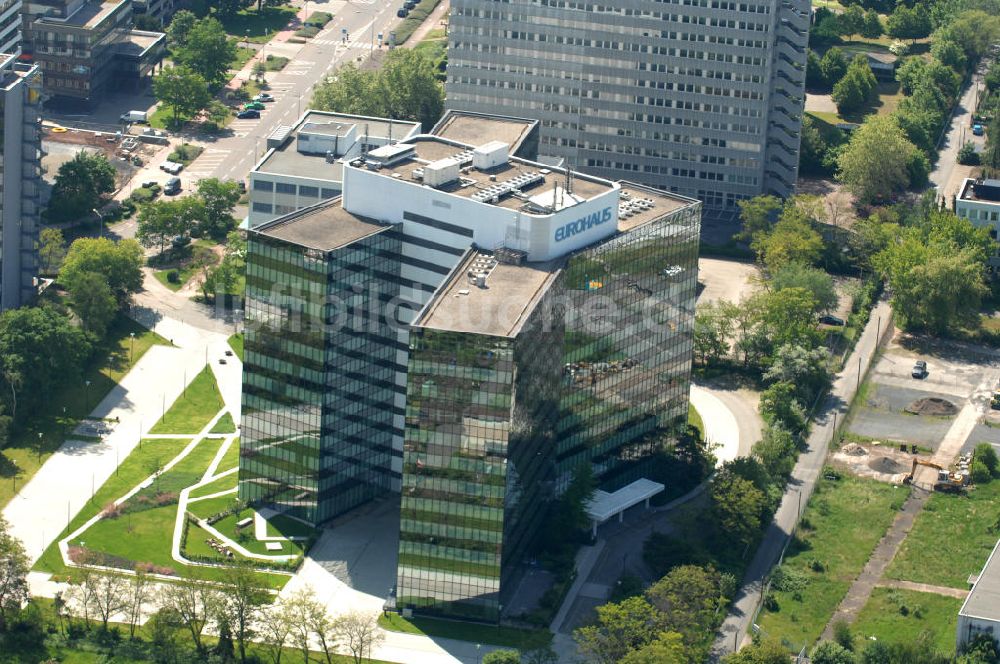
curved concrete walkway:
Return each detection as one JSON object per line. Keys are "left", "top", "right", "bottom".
{"left": 691, "top": 384, "right": 747, "bottom": 465}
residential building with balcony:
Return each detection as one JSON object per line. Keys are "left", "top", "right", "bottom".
{"left": 21, "top": 0, "right": 164, "bottom": 105}
{"left": 444, "top": 0, "right": 810, "bottom": 230}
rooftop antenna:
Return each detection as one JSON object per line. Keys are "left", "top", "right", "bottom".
{"left": 565, "top": 163, "right": 573, "bottom": 196}
{"left": 388, "top": 118, "right": 393, "bottom": 144}
{"left": 362, "top": 123, "right": 370, "bottom": 156}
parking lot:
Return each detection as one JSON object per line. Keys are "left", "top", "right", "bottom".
{"left": 846, "top": 330, "right": 1000, "bottom": 455}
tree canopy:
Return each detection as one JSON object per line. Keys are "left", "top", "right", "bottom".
{"left": 47, "top": 151, "right": 116, "bottom": 224}
{"left": 837, "top": 115, "right": 929, "bottom": 205}
{"left": 172, "top": 17, "right": 235, "bottom": 90}
{"left": 153, "top": 66, "right": 211, "bottom": 127}
{"left": 312, "top": 49, "right": 445, "bottom": 130}
{"left": 60, "top": 238, "right": 144, "bottom": 309}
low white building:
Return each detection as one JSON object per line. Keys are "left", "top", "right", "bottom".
{"left": 247, "top": 111, "right": 420, "bottom": 228}
{"left": 957, "top": 538, "right": 1000, "bottom": 651}
{"left": 956, "top": 178, "right": 1000, "bottom": 230}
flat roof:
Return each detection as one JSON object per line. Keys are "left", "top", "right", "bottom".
{"left": 367, "top": 136, "right": 613, "bottom": 212}
{"left": 253, "top": 199, "right": 388, "bottom": 252}
{"left": 255, "top": 110, "right": 419, "bottom": 180}
{"left": 415, "top": 250, "right": 561, "bottom": 338}
{"left": 41, "top": 0, "right": 125, "bottom": 28}
{"left": 118, "top": 30, "right": 165, "bottom": 56}
{"left": 586, "top": 478, "right": 665, "bottom": 522}
{"left": 961, "top": 538, "right": 1000, "bottom": 624}
{"left": 432, "top": 111, "right": 537, "bottom": 154}
{"left": 959, "top": 178, "right": 1000, "bottom": 205}
{"left": 617, "top": 183, "right": 699, "bottom": 232}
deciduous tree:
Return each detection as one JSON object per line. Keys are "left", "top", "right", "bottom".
{"left": 336, "top": 611, "right": 384, "bottom": 664}
{"left": 174, "top": 17, "right": 236, "bottom": 90}
{"left": 574, "top": 596, "right": 662, "bottom": 664}
{"left": 0, "top": 516, "right": 29, "bottom": 632}
{"left": 161, "top": 579, "right": 222, "bottom": 653}
{"left": 710, "top": 468, "right": 767, "bottom": 549}
{"left": 47, "top": 151, "right": 116, "bottom": 224}
{"left": 837, "top": 115, "right": 927, "bottom": 204}
{"left": 196, "top": 178, "right": 241, "bottom": 239}
{"left": 153, "top": 66, "right": 211, "bottom": 127}
{"left": 37, "top": 228, "right": 67, "bottom": 275}
{"left": 61, "top": 238, "right": 144, "bottom": 308}
{"left": 217, "top": 563, "right": 270, "bottom": 663}
{"left": 67, "top": 271, "right": 117, "bottom": 336}
{"left": 770, "top": 263, "right": 837, "bottom": 313}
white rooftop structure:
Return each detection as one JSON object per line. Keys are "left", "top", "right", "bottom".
{"left": 585, "top": 478, "right": 664, "bottom": 536}
{"left": 958, "top": 538, "right": 1000, "bottom": 650}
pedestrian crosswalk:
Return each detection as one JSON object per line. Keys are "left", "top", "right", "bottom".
{"left": 184, "top": 148, "right": 232, "bottom": 180}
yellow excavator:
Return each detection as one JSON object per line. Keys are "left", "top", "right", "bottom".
{"left": 902, "top": 459, "right": 969, "bottom": 493}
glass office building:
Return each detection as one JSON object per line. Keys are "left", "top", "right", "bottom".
{"left": 398, "top": 273, "right": 563, "bottom": 620}
{"left": 239, "top": 201, "right": 403, "bottom": 523}
{"left": 237, "top": 123, "right": 702, "bottom": 621}
{"left": 556, "top": 202, "right": 700, "bottom": 490}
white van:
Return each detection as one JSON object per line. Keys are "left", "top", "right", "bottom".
{"left": 120, "top": 110, "right": 148, "bottom": 123}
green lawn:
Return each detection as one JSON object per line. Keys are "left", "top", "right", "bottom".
{"left": 230, "top": 46, "right": 256, "bottom": 71}
{"left": 187, "top": 469, "right": 236, "bottom": 500}
{"left": 886, "top": 479, "right": 1000, "bottom": 589}
{"left": 149, "top": 105, "right": 189, "bottom": 130}
{"left": 210, "top": 412, "right": 237, "bottom": 434}
{"left": 851, "top": 588, "right": 962, "bottom": 655}
{"left": 37, "top": 433, "right": 289, "bottom": 589}
{"left": 0, "top": 318, "right": 168, "bottom": 510}
{"left": 220, "top": 5, "right": 297, "bottom": 43}
{"left": 807, "top": 81, "right": 905, "bottom": 125}
{"left": 149, "top": 366, "right": 225, "bottom": 435}
{"left": 688, "top": 403, "right": 704, "bottom": 439}
{"left": 186, "top": 492, "right": 239, "bottom": 520}
{"left": 379, "top": 613, "right": 552, "bottom": 650}
{"left": 263, "top": 54, "right": 289, "bottom": 71}
{"left": 228, "top": 333, "right": 244, "bottom": 360}
{"left": 34, "top": 437, "right": 192, "bottom": 578}
{"left": 166, "top": 143, "right": 204, "bottom": 166}
{"left": 757, "top": 474, "right": 908, "bottom": 652}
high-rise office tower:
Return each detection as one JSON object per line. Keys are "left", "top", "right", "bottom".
{"left": 0, "top": 0, "right": 21, "bottom": 55}
{"left": 0, "top": 55, "right": 42, "bottom": 310}
{"left": 445, "top": 0, "right": 810, "bottom": 227}
{"left": 239, "top": 110, "right": 701, "bottom": 620}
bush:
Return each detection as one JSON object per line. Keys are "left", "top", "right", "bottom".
{"left": 832, "top": 619, "right": 854, "bottom": 651}
{"left": 130, "top": 186, "right": 159, "bottom": 204}
{"left": 771, "top": 565, "right": 809, "bottom": 592}
{"left": 305, "top": 11, "right": 332, "bottom": 26}
{"left": 958, "top": 142, "right": 981, "bottom": 165}
{"left": 971, "top": 458, "right": 993, "bottom": 484}
{"left": 294, "top": 25, "right": 319, "bottom": 38}
{"left": 264, "top": 55, "right": 290, "bottom": 71}
{"left": 167, "top": 143, "right": 204, "bottom": 165}
{"left": 166, "top": 270, "right": 181, "bottom": 284}
{"left": 975, "top": 442, "right": 999, "bottom": 475}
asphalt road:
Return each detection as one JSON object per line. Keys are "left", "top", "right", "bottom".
{"left": 710, "top": 298, "right": 893, "bottom": 659}
{"left": 184, "top": 0, "right": 411, "bottom": 185}
{"left": 929, "top": 60, "right": 990, "bottom": 200}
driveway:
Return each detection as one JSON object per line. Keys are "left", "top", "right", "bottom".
{"left": 697, "top": 258, "right": 759, "bottom": 305}
{"left": 691, "top": 384, "right": 760, "bottom": 463}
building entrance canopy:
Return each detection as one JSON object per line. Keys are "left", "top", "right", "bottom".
{"left": 585, "top": 478, "right": 664, "bottom": 537}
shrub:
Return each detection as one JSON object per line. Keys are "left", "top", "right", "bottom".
{"left": 135, "top": 562, "right": 177, "bottom": 576}
{"left": 833, "top": 619, "right": 854, "bottom": 651}
{"left": 771, "top": 565, "right": 809, "bottom": 592}
{"left": 166, "top": 270, "right": 181, "bottom": 284}
{"left": 167, "top": 143, "right": 203, "bottom": 165}
{"left": 101, "top": 502, "right": 124, "bottom": 519}
{"left": 130, "top": 186, "right": 158, "bottom": 203}
{"left": 959, "top": 142, "right": 981, "bottom": 165}
{"left": 971, "top": 458, "right": 993, "bottom": 484}
{"left": 975, "top": 442, "right": 999, "bottom": 475}
{"left": 294, "top": 25, "right": 319, "bottom": 38}
{"left": 305, "top": 11, "right": 331, "bottom": 26}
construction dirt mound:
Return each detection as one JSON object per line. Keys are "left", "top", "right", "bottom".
{"left": 868, "top": 456, "right": 907, "bottom": 474}
{"left": 842, "top": 443, "right": 868, "bottom": 456}
{"left": 905, "top": 397, "right": 959, "bottom": 417}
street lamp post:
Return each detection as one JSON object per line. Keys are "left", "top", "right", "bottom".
{"left": 91, "top": 208, "right": 104, "bottom": 238}
{"left": 130, "top": 332, "right": 135, "bottom": 365}
{"left": 37, "top": 432, "right": 42, "bottom": 463}
{"left": 85, "top": 379, "right": 91, "bottom": 412}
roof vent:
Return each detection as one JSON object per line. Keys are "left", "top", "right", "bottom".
{"left": 473, "top": 141, "right": 509, "bottom": 170}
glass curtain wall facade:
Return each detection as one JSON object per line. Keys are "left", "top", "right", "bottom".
{"left": 556, "top": 203, "right": 701, "bottom": 490}
{"left": 397, "top": 298, "right": 562, "bottom": 621}
{"left": 240, "top": 228, "right": 403, "bottom": 524}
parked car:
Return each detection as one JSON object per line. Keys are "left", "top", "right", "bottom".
{"left": 404, "top": 0, "right": 416, "bottom": 8}
{"left": 819, "top": 314, "right": 846, "bottom": 326}
{"left": 243, "top": 101, "right": 266, "bottom": 111}
{"left": 171, "top": 235, "right": 191, "bottom": 249}
{"left": 120, "top": 110, "right": 148, "bottom": 123}
{"left": 973, "top": 123, "right": 984, "bottom": 136}
{"left": 253, "top": 93, "right": 274, "bottom": 102}
{"left": 397, "top": 7, "right": 409, "bottom": 17}
{"left": 164, "top": 177, "right": 181, "bottom": 195}
{"left": 237, "top": 109, "right": 260, "bottom": 119}
{"left": 912, "top": 360, "right": 928, "bottom": 379}
{"left": 160, "top": 160, "right": 183, "bottom": 175}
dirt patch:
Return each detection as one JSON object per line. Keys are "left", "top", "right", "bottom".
{"left": 696, "top": 257, "right": 759, "bottom": 305}
{"left": 868, "top": 456, "right": 906, "bottom": 474}
{"left": 805, "top": 93, "right": 838, "bottom": 114}
{"left": 905, "top": 397, "right": 959, "bottom": 417}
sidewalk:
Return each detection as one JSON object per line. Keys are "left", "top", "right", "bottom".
{"left": 712, "top": 299, "right": 895, "bottom": 658}
{"left": 1, "top": 313, "right": 227, "bottom": 565}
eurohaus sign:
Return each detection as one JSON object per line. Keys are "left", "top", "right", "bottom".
{"left": 554, "top": 206, "right": 614, "bottom": 242}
